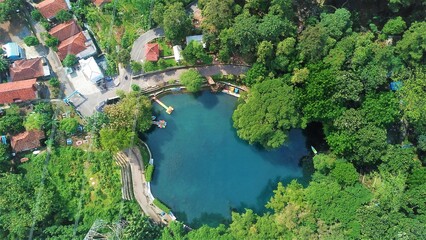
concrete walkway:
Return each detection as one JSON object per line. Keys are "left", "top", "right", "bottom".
{"left": 125, "top": 147, "right": 166, "bottom": 224}
{"left": 133, "top": 65, "right": 250, "bottom": 89}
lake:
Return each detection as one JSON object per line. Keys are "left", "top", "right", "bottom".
{"left": 146, "top": 91, "right": 310, "bottom": 227}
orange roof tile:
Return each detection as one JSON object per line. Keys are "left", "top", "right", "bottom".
{"left": 49, "top": 20, "right": 81, "bottom": 42}
{"left": 36, "top": 0, "right": 68, "bottom": 19}
{"left": 92, "top": 0, "right": 111, "bottom": 7}
{"left": 10, "top": 58, "right": 45, "bottom": 81}
{"left": 57, "top": 32, "right": 88, "bottom": 60}
{"left": 145, "top": 43, "right": 159, "bottom": 62}
{"left": 0, "top": 79, "right": 37, "bottom": 104}
{"left": 11, "top": 130, "right": 45, "bottom": 153}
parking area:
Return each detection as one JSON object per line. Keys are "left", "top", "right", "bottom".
{"left": 0, "top": 15, "right": 46, "bottom": 59}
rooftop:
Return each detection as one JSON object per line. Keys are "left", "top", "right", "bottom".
{"left": 79, "top": 57, "right": 104, "bottom": 83}
{"left": 10, "top": 58, "right": 50, "bottom": 81}
{"left": 0, "top": 79, "right": 37, "bottom": 104}
{"left": 57, "top": 31, "right": 88, "bottom": 60}
{"left": 145, "top": 43, "right": 159, "bottom": 62}
{"left": 92, "top": 0, "right": 111, "bottom": 7}
{"left": 36, "top": 0, "right": 69, "bottom": 19}
{"left": 49, "top": 20, "right": 81, "bottom": 42}
{"left": 11, "top": 130, "right": 45, "bottom": 153}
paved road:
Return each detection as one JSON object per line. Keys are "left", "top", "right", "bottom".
{"left": 125, "top": 148, "right": 163, "bottom": 223}
{"left": 130, "top": 28, "right": 164, "bottom": 62}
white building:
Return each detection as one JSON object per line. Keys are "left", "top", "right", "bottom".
{"left": 79, "top": 57, "right": 104, "bottom": 84}
{"left": 185, "top": 35, "right": 206, "bottom": 48}
{"left": 173, "top": 45, "right": 182, "bottom": 62}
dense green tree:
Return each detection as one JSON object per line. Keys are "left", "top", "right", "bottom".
{"left": 103, "top": 92, "right": 152, "bottom": 132}
{"left": 382, "top": 16, "right": 407, "bottom": 35}
{"left": 298, "top": 24, "right": 332, "bottom": 63}
{"left": 161, "top": 221, "right": 186, "bottom": 240}
{"left": 31, "top": 9, "right": 43, "bottom": 21}
{"left": 24, "top": 113, "right": 47, "bottom": 130}
{"left": 399, "top": 69, "right": 426, "bottom": 132}
{"left": 23, "top": 36, "right": 39, "bottom": 47}
{"left": 55, "top": 9, "right": 73, "bottom": 23}
{"left": 199, "top": 0, "right": 234, "bottom": 33}
{"left": 319, "top": 8, "right": 352, "bottom": 40}
{"left": 59, "top": 117, "right": 78, "bottom": 135}
{"left": 227, "top": 13, "right": 260, "bottom": 56}
{"left": 361, "top": 92, "right": 400, "bottom": 128}
{"left": 330, "top": 160, "right": 359, "bottom": 186}
{"left": 152, "top": 2, "right": 165, "bottom": 26}
{"left": 351, "top": 125, "right": 388, "bottom": 166}
{"left": 256, "top": 40, "right": 274, "bottom": 64}
{"left": 0, "top": 144, "right": 11, "bottom": 173}
{"left": 0, "top": 57, "right": 8, "bottom": 73}
{"left": 62, "top": 54, "right": 77, "bottom": 67}
{"left": 100, "top": 128, "right": 135, "bottom": 153}
{"left": 291, "top": 67, "right": 309, "bottom": 84}
{"left": 122, "top": 214, "right": 162, "bottom": 240}
{"left": 396, "top": 21, "right": 426, "bottom": 65}
{"left": 258, "top": 13, "right": 295, "bottom": 42}
{"left": 0, "top": 0, "right": 23, "bottom": 23}
{"left": 163, "top": 2, "right": 191, "bottom": 43}
{"left": 243, "top": 62, "right": 268, "bottom": 86}
{"left": 182, "top": 41, "right": 212, "bottom": 65}
{"left": 0, "top": 107, "right": 24, "bottom": 134}
{"left": 233, "top": 78, "right": 300, "bottom": 148}
{"left": 380, "top": 145, "right": 417, "bottom": 175}
{"left": 49, "top": 77, "right": 60, "bottom": 88}
{"left": 179, "top": 69, "right": 204, "bottom": 92}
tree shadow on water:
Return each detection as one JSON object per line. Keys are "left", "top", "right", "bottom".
{"left": 190, "top": 212, "right": 230, "bottom": 229}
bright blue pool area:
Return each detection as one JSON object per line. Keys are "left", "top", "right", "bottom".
{"left": 146, "top": 91, "right": 310, "bottom": 227}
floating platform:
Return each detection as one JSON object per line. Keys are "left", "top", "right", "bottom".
{"left": 153, "top": 120, "right": 167, "bottom": 128}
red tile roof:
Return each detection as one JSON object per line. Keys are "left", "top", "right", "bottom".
{"left": 49, "top": 20, "right": 81, "bottom": 42}
{"left": 57, "top": 32, "right": 88, "bottom": 60}
{"left": 92, "top": 0, "right": 111, "bottom": 7}
{"left": 0, "top": 79, "right": 37, "bottom": 104}
{"left": 145, "top": 43, "right": 159, "bottom": 62}
{"left": 10, "top": 58, "right": 45, "bottom": 81}
{"left": 11, "top": 130, "right": 45, "bottom": 153}
{"left": 36, "top": 0, "right": 68, "bottom": 19}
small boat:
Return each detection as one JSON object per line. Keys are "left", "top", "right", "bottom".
{"left": 311, "top": 146, "right": 318, "bottom": 155}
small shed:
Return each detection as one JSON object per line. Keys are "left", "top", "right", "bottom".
{"left": 185, "top": 35, "right": 206, "bottom": 48}
{"left": 173, "top": 45, "right": 182, "bottom": 62}
{"left": 2, "top": 42, "right": 25, "bottom": 61}
{"left": 390, "top": 81, "right": 402, "bottom": 91}
{"left": 79, "top": 57, "right": 104, "bottom": 84}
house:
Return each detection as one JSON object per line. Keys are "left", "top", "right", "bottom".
{"left": 49, "top": 20, "right": 81, "bottom": 42}
{"left": 36, "top": 0, "right": 69, "bottom": 20}
{"left": 185, "top": 35, "right": 206, "bottom": 48}
{"left": 0, "top": 79, "right": 38, "bottom": 104}
{"left": 2, "top": 42, "right": 25, "bottom": 61}
{"left": 9, "top": 58, "right": 50, "bottom": 81}
{"left": 173, "top": 45, "right": 182, "bottom": 62}
{"left": 92, "top": 0, "right": 111, "bottom": 7}
{"left": 10, "top": 130, "right": 45, "bottom": 153}
{"left": 57, "top": 30, "right": 97, "bottom": 60}
{"left": 145, "top": 43, "right": 159, "bottom": 62}
{"left": 79, "top": 57, "right": 104, "bottom": 84}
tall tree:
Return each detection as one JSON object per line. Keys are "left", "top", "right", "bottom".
{"left": 199, "top": 0, "right": 234, "bottom": 33}
{"left": 233, "top": 78, "right": 300, "bottom": 148}
{"left": 163, "top": 2, "right": 191, "bottom": 43}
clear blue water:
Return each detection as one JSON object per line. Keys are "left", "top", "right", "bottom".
{"left": 146, "top": 91, "right": 309, "bottom": 227}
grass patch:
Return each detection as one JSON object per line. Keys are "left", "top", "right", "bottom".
{"left": 157, "top": 38, "right": 173, "bottom": 57}
{"left": 154, "top": 198, "right": 171, "bottom": 213}
{"left": 145, "top": 164, "right": 154, "bottom": 182}
{"left": 136, "top": 139, "right": 150, "bottom": 167}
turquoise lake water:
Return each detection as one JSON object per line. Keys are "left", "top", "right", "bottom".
{"left": 146, "top": 91, "right": 309, "bottom": 227}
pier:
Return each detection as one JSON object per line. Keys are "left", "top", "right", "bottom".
{"left": 152, "top": 96, "right": 174, "bottom": 114}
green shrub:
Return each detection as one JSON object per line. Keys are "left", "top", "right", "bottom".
{"left": 24, "top": 36, "right": 39, "bottom": 47}
{"left": 130, "top": 61, "right": 143, "bottom": 73}
{"left": 45, "top": 35, "right": 59, "bottom": 48}
{"left": 153, "top": 198, "right": 170, "bottom": 213}
{"left": 145, "top": 164, "right": 154, "bottom": 182}
{"left": 131, "top": 84, "right": 140, "bottom": 92}
{"left": 49, "top": 77, "right": 60, "bottom": 88}
{"left": 31, "top": 10, "right": 43, "bottom": 21}
{"left": 55, "top": 9, "right": 73, "bottom": 23}
{"left": 143, "top": 61, "right": 157, "bottom": 72}
{"left": 62, "top": 54, "right": 77, "bottom": 67}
